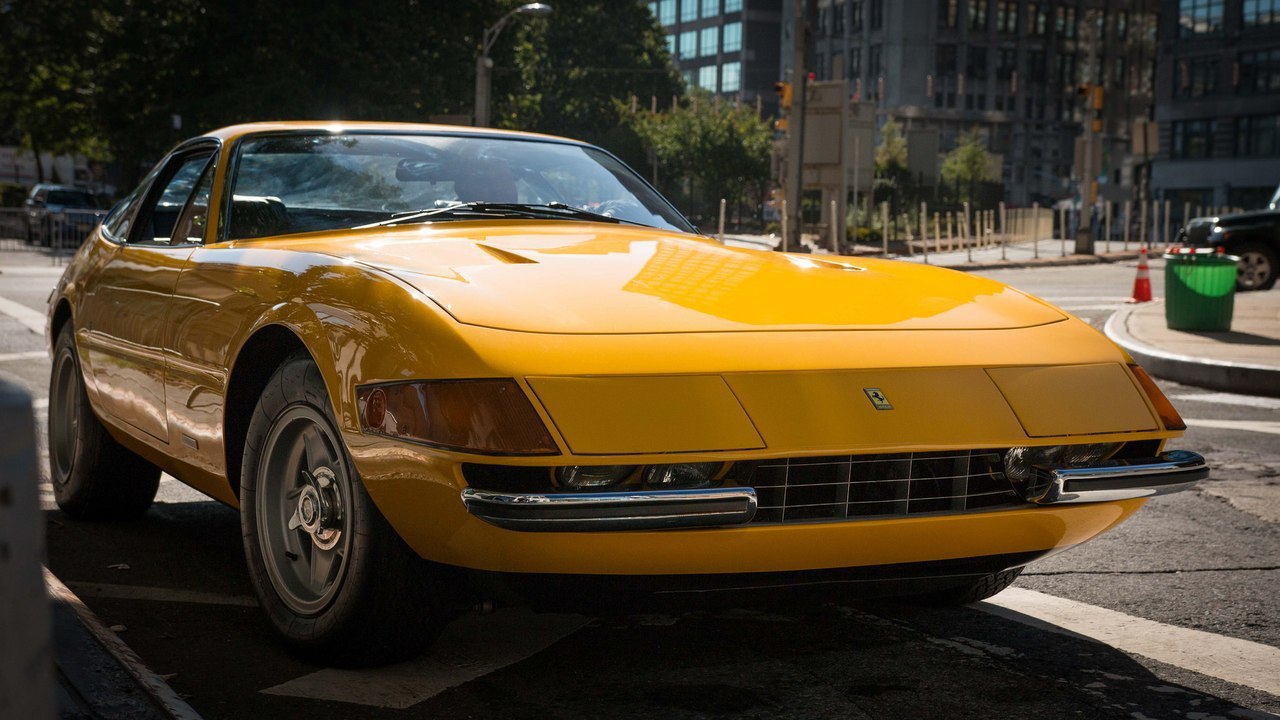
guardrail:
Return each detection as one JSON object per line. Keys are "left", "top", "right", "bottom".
{"left": 0, "top": 207, "right": 106, "bottom": 262}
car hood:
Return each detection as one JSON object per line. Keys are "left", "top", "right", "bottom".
{"left": 278, "top": 221, "right": 1067, "bottom": 334}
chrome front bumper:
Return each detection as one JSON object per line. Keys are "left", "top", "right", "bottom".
{"left": 1027, "top": 450, "right": 1208, "bottom": 504}
{"left": 460, "top": 450, "right": 1208, "bottom": 531}
{"left": 460, "top": 487, "right": 758, "bottom": 532}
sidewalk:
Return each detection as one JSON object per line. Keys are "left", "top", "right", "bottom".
{"left": 1105, "top": 290, "right": 1280, "bottom": 398}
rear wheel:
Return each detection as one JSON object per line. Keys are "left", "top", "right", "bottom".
{"left": 1235, "top": 242, "right": 1277, "bottom": 291}
{"left": 48, "top": 324, "right": 160, "bottom": 519}
{"left": 912, "top": 567, "right": 1024, "bottom": 606}
{"left": 240, "top": 353, "right": 444, "bottom": 666}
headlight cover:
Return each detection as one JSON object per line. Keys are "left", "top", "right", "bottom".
{"left": 357, "top": 379, "right": 558, "bottom": 455}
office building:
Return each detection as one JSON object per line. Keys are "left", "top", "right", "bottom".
{"left": 1150, "top": 0, "right": 1280, "bottom": 214}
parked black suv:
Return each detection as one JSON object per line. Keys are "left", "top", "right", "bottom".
{"left": 1178, "top": 211, "right": 1279, "bottom": 291}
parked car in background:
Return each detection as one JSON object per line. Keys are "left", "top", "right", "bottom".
{"left": 1178, "top": 211, "right": 1280, "bottom": 290}
{"left": 47, "top": 122, "right": 1207, "bottom": 666}
{"left": 24, "top": 184, "right": 103, "bottom": 246}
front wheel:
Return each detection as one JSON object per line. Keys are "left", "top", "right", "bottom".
{"left": 1235, "top": 242, "right": 1277, "bottom": 291}
{"left": 240, "top": 353, "right": 444, "bottom": 666}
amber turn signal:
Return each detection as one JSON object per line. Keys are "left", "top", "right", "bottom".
{"left": 1128, "top": 364, "right": 1187, "bottom": 431}
{"left": 357, "top": 379, "right": 559, "bottom": 455}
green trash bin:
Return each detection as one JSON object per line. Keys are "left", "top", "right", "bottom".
{"left": 1164, "top": 249, "right": 1239, "bottom": 331}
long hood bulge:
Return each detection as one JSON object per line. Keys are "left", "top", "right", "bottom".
{"left": 326, "top": 224, "right": 1066, "bottom": 334}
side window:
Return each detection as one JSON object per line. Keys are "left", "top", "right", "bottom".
{"left": 102, "top": 163, "right": 161, "bottom": 240}
{"left": 131, "top": 152, "right": 214, "bottom": 245}
{"left": 169, "top": 161, "right": 216, "bottom": 245}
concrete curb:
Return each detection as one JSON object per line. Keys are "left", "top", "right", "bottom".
{"left": 1104, "top": 304, "right": 1280, "bottom": 398}
{"left": 45, "top": 569, "right": 204, "bottom": 720}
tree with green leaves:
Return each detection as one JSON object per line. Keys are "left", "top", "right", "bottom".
{"left": 874, "top": 117, "right": 908, "bottom": 175}
{"left": 630, "top": 91, "right": 772, "bottom": 225}
{"left": 502, "top": 0, "right": 682, "bottom": 168}
{"left": 941, "top": 128, "right": 995, "bottom": 202}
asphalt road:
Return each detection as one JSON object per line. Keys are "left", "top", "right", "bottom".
{"left": 1, "top": 248, "right": 1276, "bottom": 720}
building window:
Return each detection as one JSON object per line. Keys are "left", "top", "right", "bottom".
{"left": 680, "top": 30, "right": 697, "bottom": 58}
{"left": 851, "top": 0, "right": 864, "bottom": 30}
{"left": 940, "top": 0, "right": 958, "bottom": 28}
{"left": 702, "top": 0, "right": 719, "bottom": 18}
{"left": 1239, "top": 49, "right": 1280, "bottom": 94}
{"left": 1178, "top": 0, "right": 1223, "bottom": 36}
{"left": 1113, "top": 56, "right": 1127, "bottom": 90}
{"left": 818, "top": 4, "right": 830, "bottom": 33}
{"left": 1238, "top": 115, "right": 1280, "bottom": 155}
{"left": 1176, "top": 56, "right": 1218, "bottom": 98}
{"left": 1028, "top": 3, "right": 1047, "bottom": 34}
{"left": 835, "top": 1, "right": 846, "bottom": 33}
{"left": 1171, "top": 120, "right": 1216, "bottom": 159}
{"left": 1027, "top": 49, "right": 1046, "bottom": 77}
{"left": 936, "top": 44, "right": 957, "bottom": 75}
{"left": 659, "top": 0, "right": 676, "bottom": 25}
{"left": 698, "top": 65, "right": 718, "bottom": 90}
{"left": 996, "top": 1, "right": 1017, "bottom": 33}
{"left": 850, "top": 49, "right": 862, "bottom": 79}
{"left": 681, "top": 0, "right": 697, "bottom": 22}
{"left": 1056, "top": 6, "right": 1076, "bottom": 38}
{"left": 724, "top": 0, "right": 742, "bottom": 11}
{"left": 967, "top": 46, "right": 988, "bottom": 80}
{"left": 722, "top": 21, "right": 742, "bottom": 52}
{"left": 870, "top": 0, "right": 883, "bottom": 29}
{"left": 699, "top": 27, "right": 718, "bottom": 56}
{"left": 666, "top": 34, "right": 676, "bottom": 57}
{"left": 1244, "top": 0, "right": 1280, "bottom": 26}
{"left": 969, "top": 0, "right": 988, "bottom": 31}
{"left": 721, "top": 61, "right": 742, "bottom": 92}
{"left": 997, "top": 48, "right": 1016, "bottom": 80}
{"left": 1117, "top": 10, "right": 1128, "bottom": 38}
{"left": 649, "top": 3, "right": 658, "bottom": 19}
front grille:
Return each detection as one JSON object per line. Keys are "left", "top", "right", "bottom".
{"left": 739, "top": 449, "right": 1025, "bottom": 524}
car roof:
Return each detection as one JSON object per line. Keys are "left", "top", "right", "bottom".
{"left": 199, "top": 121, "right": 588, "bottom": 147}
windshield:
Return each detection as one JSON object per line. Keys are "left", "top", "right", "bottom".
{"left": 226, "top": 133, "right": 694, "bottom": 239}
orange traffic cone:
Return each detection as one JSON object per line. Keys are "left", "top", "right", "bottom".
{"left": 1130, "top": 247, "right": 1153, "bottom": 303}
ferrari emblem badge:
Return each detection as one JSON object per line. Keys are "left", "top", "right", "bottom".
{"left": 863, "top": 388, "right": 893, "bottom": 410}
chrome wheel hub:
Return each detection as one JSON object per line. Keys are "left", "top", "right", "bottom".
{"left": 290, "top": 467, "right": 343, "bottom": 551}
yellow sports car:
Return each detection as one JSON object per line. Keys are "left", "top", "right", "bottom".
{"left": 47, "top": 122, "right": 1206, "bottom": 665}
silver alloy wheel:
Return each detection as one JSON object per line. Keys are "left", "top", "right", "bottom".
{"left": 256, "top": 404, "right": 354, "bottom": 616}
{"left": 50, "top": 346, "right": 79, "bottom": 486}
{"left": 1238, "top": 250, "right": 1273, "bottom": 290}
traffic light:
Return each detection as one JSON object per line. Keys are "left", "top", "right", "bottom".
{"left": 774, "top": 81, "right": 793, "bottom": 110}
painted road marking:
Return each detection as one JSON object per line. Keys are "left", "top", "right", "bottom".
{"left": 0, "top": 295, "right": 45, "bottom": 334}
{"left": 0, "top": 350, "right": 46, "bottom": 363}
{"left": 981, "top": 587, "right": 1280, "bottom": 696}
{"left": 262, "top": 607, "right": 590, "bottom": 708}
{"left": 66, "top": 582, "right": 258, "bottom": 608}
{"left": 1172, "top": 393, "right": 1280, "bottom": 411}
{"left": 1185, "top": 418, "right": 1280, "bottom": 436}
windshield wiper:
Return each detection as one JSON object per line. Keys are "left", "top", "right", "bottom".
{"left": 359, "top": 202, "right": 648, "bottom": 229}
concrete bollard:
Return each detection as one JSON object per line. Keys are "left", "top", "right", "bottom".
{"left": 0, "top": 381, "right": 55, "bottom": 720}
{"left": 781, "top": 199, "right": 789, "bottom": 252}
{"left": 717, "top": 198, "right": 726, "bottom": 243}
{"left": 880, "top": 202, "right": 889, "bottom": 256}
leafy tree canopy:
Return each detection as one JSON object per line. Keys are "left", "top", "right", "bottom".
{"left": 940, "top": 127, "right": 995, "bottom": 200}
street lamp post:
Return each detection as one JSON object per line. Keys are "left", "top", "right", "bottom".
{"left": 474, "top": 2, "right": 552, "bottom": 127}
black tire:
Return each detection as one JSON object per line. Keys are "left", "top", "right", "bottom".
{"left": 239, "top": 352, "right": 444, "bottom": 667}
{"left": 912, "top": 567, "right": 1024, "bottom": 606}
{"left": 1235, "top": 241, "right": 1277, "bottom": 291}
{"left": 48, "top": 324, "right": 161, "bottom": 519}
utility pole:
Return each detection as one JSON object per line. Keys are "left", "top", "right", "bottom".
{"left": 783, "top": 0, "right": 811, "bottom": 248}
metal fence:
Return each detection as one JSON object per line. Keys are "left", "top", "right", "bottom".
{"left": 0, "top": 207, "right": 106, "bottom": 262}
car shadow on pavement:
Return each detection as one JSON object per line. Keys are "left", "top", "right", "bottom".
{"left": 41, "top": 501, "right": 1279, "bottom": 720}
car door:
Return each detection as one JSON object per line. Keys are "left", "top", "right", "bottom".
{"left": 78, "top": 144, "right": 218, "bottom": 445}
